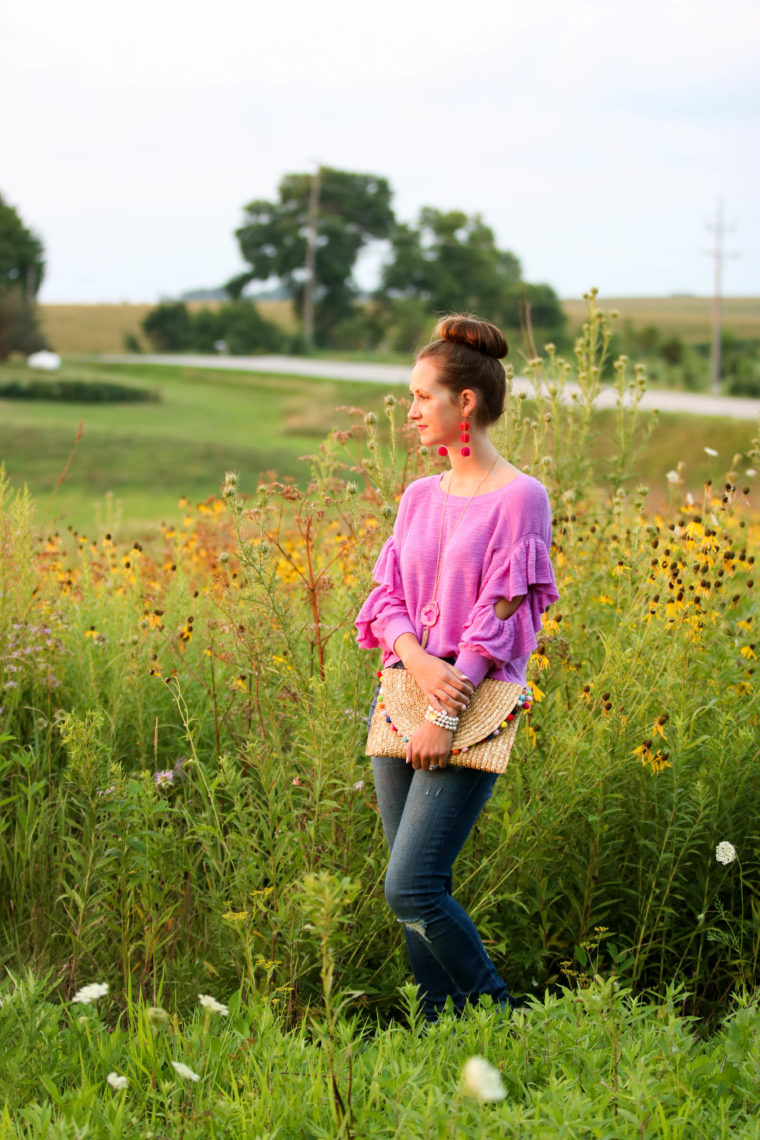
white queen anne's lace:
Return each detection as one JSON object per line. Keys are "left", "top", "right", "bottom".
{"left": 171, "top": 1060, "right": 200, "bottom": 1081}
{"left": 716, "top": 841, "right": 737, "bottom": 865}
{"left": 71, "top": 982, "right": 109, "bottom": 1005}
{"left": 198, "top": 993, "right": 229, "bottom": 1016}
{"left": 461, "top": 1056, "right": 507, "bottom": 1102}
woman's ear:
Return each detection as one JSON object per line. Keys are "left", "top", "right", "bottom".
{"left": 460, "top": 389, "right": 478, "bottom": 419}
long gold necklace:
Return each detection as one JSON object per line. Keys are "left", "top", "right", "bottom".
{"left": 420, "top": 455, "right": 500, "bottom": 649}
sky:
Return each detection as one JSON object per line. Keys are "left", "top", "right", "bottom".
{"left": 2, "top": 0, "right": 758, "bottom": 303}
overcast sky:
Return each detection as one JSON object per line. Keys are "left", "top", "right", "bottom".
{"left": 2, "top": 0, "right": 758, "bottom": 302}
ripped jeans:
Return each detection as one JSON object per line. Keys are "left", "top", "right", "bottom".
{"left": 371, "top": 750, "right": 512, "bottom": 1022}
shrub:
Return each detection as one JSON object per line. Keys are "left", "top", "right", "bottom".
{"left": 0, "top": 379, "right": 158, "bottom": 402}
{"left": 141, "top": 301, "right": 193, "bottom": 351}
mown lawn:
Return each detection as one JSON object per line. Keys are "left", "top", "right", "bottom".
{"left": 0, "top": 358, "right": 757, "bottom": 536}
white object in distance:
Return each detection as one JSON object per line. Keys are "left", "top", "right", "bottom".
{"left": 27, "top": 350, "right": 61, "bottom": 371}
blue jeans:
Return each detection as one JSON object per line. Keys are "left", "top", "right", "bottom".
{"left": 369, "top": 680, "right": 512, "bottom": 1021}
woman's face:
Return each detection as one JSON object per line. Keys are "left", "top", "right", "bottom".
{"left": 407, "top": 357, "right": 463, "bottom": 450}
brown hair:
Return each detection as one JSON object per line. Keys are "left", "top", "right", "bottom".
{"left": 415, "top": 314, "right": 508, "bottom": 427}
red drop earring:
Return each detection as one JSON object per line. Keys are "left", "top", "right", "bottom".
{"left": 438, "top": 446, "right": 448, "bottom": 456}
{"left": 460, "top": 421, "right": 470, "bottom": 457}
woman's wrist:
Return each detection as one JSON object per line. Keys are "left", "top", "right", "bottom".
{"left": 394, "top": 636, "right": 428, "bottom": 671}
{"left": 424, "top": 706, "right": 459, "bottom": 731}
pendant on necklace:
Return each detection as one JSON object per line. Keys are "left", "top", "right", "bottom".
{"left": 421, "top": 600, "right": 440, "bottom": 629}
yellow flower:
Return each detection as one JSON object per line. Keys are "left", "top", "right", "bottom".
{"left": 740, "top": 645, "right": 757, "bottom": 661}
{"left": 598, "top": 594, "right": 614, "bottom": 606}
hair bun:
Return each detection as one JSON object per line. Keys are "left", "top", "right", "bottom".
{"left": 434, "top": 314, "right": 508, "bottom": 360}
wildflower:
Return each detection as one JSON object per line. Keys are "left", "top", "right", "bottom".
{"left": 221, "top": 472, "right": 239, "bottom": 499}
{"left": 153, "top": 769, "right": 174, "bottom": 787}
{"left": 364, "top": 411, "right": 377, "bottom": 425}
{"left": 461, "top": 1056, "right": 507, "bottom": 1102}
{"left": 222, "top": 910, "right": 249, "bottom": 924}
{"left": 716, "top": 841, "right": 737, "bottom": 865}
{"left": 352, "top": 780, "right": 366, "bottom": 792}
{"left": 198, "top": 994, "right": 229, "bottom": 1016}
{"left": 746, "top": 468, "right": 756, "bottom": 477}
{"left": 704, "top": 447, "right": 718, "bottom": 457}
{"left": 666, "top": 470, "right": 680, "bottom": 484}
{"left": 107, "top": 1072, "right": 128, "bottom": 1091}
{"left": 172, "top": 757, "right": 189, "bottom": 781}
{"left": 384, "top": 394, "right": 397, "bottom": 408}
{"left": 345, "top": 481, "right": 358, "bottom": 496}
{"left": 146, "top": 1006, "right": 171, "bottom": 1030}
{"left": 171, "top": 1060, "right": 200, "bottom": 1082}
{"left": 71, "top": 982, "right": 109, "bottom": 1005}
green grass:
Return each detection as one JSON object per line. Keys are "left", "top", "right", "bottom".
{"left": 1, "top": 358, "right": 758, "bottom": 537}
{"left": 0, "top": 361, "right": 391, "bottom": 533}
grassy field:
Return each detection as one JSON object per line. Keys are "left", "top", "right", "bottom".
{"left": 38, "top": 297, "right": 760, "bottom": 355}
{"left": 0, "top": 358, "right": 757, "bottom": 538}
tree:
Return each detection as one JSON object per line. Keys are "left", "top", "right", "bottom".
{"left": 0, "top": 193, "right": 45, "bottom": 298}
{"left": 228, "top": 167, "right": 395, "bottom": 346}
{"left": 377, "top": 207, "right": 564, "bottom": 339}
{"left": 378, "top": 208, "right": 520, "bottom": 316}
{"left": 0, "top": 193, "right": 47, "bottom": 360}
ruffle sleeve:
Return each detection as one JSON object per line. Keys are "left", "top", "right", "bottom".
{"left": 355, "top": 535, "right": 416, "bottom": 652}
{"left": 454, "top": 534, "right": 560, "bottom": 686}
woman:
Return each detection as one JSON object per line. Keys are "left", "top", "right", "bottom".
{"left": 355, "top": 313, "right": 559, "bottom": 1022}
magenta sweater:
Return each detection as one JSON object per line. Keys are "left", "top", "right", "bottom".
{"left": 355, "top": 472, "right": 559, "bottom": 686}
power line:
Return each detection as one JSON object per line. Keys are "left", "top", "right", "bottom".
{"left": 704, "top": 200, "right": 740, "bottom": 394}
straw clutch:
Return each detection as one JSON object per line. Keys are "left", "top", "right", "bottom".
{"left": 365, "top": 668, "right": 532, "bottom": 774}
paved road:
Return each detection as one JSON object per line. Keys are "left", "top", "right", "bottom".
{"left": 101, "top": 353, "right": 760, "bottom": 421}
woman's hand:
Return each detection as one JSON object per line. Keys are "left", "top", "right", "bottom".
{"left": 406, "top": 721, "right": 453, "bottom": 770}
{"left": 396, "top": 641, "right": 474, "bottom": 714}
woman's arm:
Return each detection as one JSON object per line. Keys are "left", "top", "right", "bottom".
{"left": 393, "top": 632, "right": 475, "bottom": 771}
{"left": 394, "top": 632, "right": 474, "bottom": 713}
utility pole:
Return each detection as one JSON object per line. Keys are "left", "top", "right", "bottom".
{"left": 705, "top": 200, "right": 738, "bottom": 395}
{"left": 303, "top": 164, "right": 321, "bottom": 353}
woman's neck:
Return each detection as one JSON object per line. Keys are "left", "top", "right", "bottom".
{"left": 445, "top": 441, "right": 504, "bottom": 493}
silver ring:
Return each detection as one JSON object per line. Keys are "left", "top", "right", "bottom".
{"left": 429, "top": 763, "right": 438, "bottom": 771}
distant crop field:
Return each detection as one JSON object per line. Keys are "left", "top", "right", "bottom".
{"left": 563, "top": 296, "right": 760, "bottom": 342}
{"left": 39, "top": 299, "right": 296, "bottom": 355}
{"left": 37, "top": 296, "right": 758, "bottom": 355}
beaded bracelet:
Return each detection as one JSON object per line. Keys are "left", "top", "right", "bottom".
{"left": 424, "top": 706, "right": 459, "bottom": 732}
